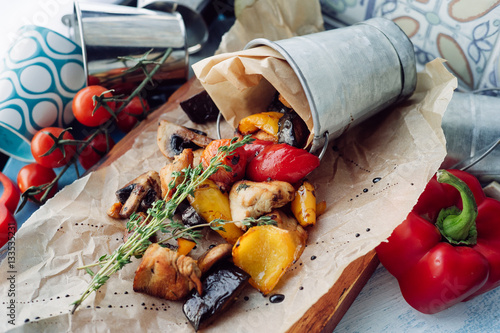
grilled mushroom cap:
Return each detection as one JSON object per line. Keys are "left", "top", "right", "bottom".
{"left": 115, "top": 171, "right": 161, "bottom": 219}
{"left": 197, "top": 243, "right": 233, "bottom": 276}
{"left": 157, "top": 120, "right": 213, "bottom": 160}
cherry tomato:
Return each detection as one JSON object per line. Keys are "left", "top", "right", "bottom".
{"left": 0, "top": 205, "right": 16, "bottom": 248}
{"left": 116, "top": 96, "right": 149, "bottom": 132}
{"left": 17, "top": 163, "right": 58, "bottom": 202}
{"left": 31, "top": 127, "right": 76, "bottom": 168}
{"left": 72, "top": 85, "right": 116, "bottom": 127}
{"left": 78, "top": 133, "right": 115, "bottom": 170}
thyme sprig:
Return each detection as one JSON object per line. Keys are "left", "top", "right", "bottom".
{"left": 78, "top": 215, "right": 276, "bottom": 270}
{"left": 71, "top": 135, "right": 254, "bottom": 314}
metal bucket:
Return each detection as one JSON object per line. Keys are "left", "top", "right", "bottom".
{"left": 137, "top": 0, "right": 210, "bottom": 54}
{"left": 245, "top": 18, "right": 417, "bottom": 152}
{"left": 70, "top": 2, "right": 188, "bottom": 90}
{"left": 441, "top": 92, "right": 500, "bottom": 184}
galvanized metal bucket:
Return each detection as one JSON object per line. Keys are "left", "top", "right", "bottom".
{"left": 441, "top": 91, "right": 500, "bottom": 183}
{"left": 70, "top": 2, "right": 188, "bottom": 89}
{"left": 245, "top": 18, "right": 417, "bottom": 152}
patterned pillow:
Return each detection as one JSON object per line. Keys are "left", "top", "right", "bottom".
{"left": 321, "top": 0, "right": 500, "bottom": 94}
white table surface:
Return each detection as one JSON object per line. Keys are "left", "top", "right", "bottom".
{"left": 335, "top": 263, "right": 500, "bottom": 332}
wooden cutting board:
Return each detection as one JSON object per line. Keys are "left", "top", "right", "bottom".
{"left": 97, "top": 77, "right": 379, "bottom": 332}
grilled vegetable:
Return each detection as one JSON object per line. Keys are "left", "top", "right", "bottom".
{"left": 180, "top": 90, "right": 220, "bottom": 124}
{"left": 197, "top": 243, "right": 233, "bottom": 275}
{"left": 183, "top": 260, "right": 250, "bottom": 331}
{"left": 232, "top": 221, "right": 306, "bottom": 295}
{"left": 114, "top": 171, "right": 161, "bottom": 219}
{"left": 277, "top": 111, "right": 308, "bottom": 148}
{"left": 188, "top": 179, "right": 243, "bottom": 244}
{"left": 291, "top": 181, "right": 317, "bottom": 227}
{"left": 181, "top": 205, "right": 206, "bottom": 227}
{"left": 177, "top": 238, "right": 197, "bottom": 256}
{"left": 237, "top": 112, "right": 284, "bottom": 141}
{"left": 200, "top": 139, "right": 247, "bottom": 192}
{"left": 157, "top": 120, "right": 212, "bottom": 160}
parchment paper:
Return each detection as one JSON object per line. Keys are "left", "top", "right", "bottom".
{"left": 0, "top": 59, "right": 456, "bottom": 332}
{"left": 217, "top": 0, "right": 324, "bottom": 54}
{"left": 192, "top": 46, "right": 313, "bottom": 136}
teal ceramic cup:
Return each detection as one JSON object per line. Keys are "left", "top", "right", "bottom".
{"left": 0, "top": 25, "right": 86, "bottom": 162}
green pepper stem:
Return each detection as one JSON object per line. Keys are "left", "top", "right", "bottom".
{"left": 435, "top": 170, "right": 478, "bottom": 245}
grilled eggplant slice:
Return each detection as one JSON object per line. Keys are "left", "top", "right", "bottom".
{"left": 183, "top": 260, "right": 250, "bottom": 331}
{"left": 180, "top": 90, "right": 220, "bottom": 124}
{"left": 277, "top": 111, "right": 308, "bottom": 148}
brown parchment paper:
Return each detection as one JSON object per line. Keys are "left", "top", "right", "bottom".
{"left": 0, "top": 59, "right": 456, "bottom": 332}
{"left": 217, "top": 0, "right": 324, "bottom": 54}
{"left": 192, "top": 46, "right": 313, "bottom": 136}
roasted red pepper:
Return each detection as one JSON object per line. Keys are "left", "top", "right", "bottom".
{"left": 246, "top": 143, "right": 320, "bottom": 184}
{"left": 0, "top": 172, "right": 19, "bottom": 247}
{"left": 376, "top": 169, "right": 500, "bottom": 314}
{"left": 241, "top": 138, "right": 273, "bottom": 162}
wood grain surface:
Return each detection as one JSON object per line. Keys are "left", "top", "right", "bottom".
{"left": 95, "top": 77, "right": 379, "bottom": 332}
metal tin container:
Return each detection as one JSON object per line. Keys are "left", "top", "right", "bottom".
{"left": 71, "top": 2, "right": 188, "bottom": 89}
{"left": 441, "top": 92, "right": 500, "bottom": 183}
{"left": 245, "top": 18, "right": 417, "bottom": 152}
{"left": 137, "top": 0, "right": 210, "bottom": 54}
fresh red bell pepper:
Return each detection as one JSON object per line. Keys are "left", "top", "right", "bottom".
{"left": 0, "top": 205, "right": 16, "bottom": 248}
{"left": 0, "top": 172, "right": 19, "bottom": 248}
{"left": 376, "top": 169, "right": 500, "bottom": 314}
{"left": 246, "top": 143, "right": 320, "bottom": 184}
{"left": 0, "top": 172, "right": 20, "bottom": 214}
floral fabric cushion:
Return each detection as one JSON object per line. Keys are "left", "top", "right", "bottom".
{"left": 321, "top": 0, "right": 500, "bottom": 93}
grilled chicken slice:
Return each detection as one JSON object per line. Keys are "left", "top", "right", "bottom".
{"left": 115, "top": 171, "right": 161, "bottom": 219}
{"left": 229, "top": 180, "right": 295, "bottom": 225}
{"left": 133, "top": 244, "right": 203, "bottom": 301}
{"left": 160, "top": 148, "right": 194, "bottom": 200}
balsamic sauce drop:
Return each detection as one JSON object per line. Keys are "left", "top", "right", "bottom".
{"left": 269, "top": 294, "right": 285, "bottom": 303}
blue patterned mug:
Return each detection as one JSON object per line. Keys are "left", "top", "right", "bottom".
{"left": 0, "top": 25, "right": 85, "bottom": 162}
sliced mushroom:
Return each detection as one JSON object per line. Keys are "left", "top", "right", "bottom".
{"left": 160, "top": 148, "right": 194, "bottom": 200}
{"left": 229, "top": 180, "right": 295, "bottom": 226}
{"left": 116, "top": 171, "right": 161, "bottom": 219}
{"left": 197, "top": 243, "right": 233, "bottom": 275}
{"left": 133, "top": 243, "right": 202, "bottom": 301}
{"left": 157, "top": 120, "right": 213, "bottom": 160}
